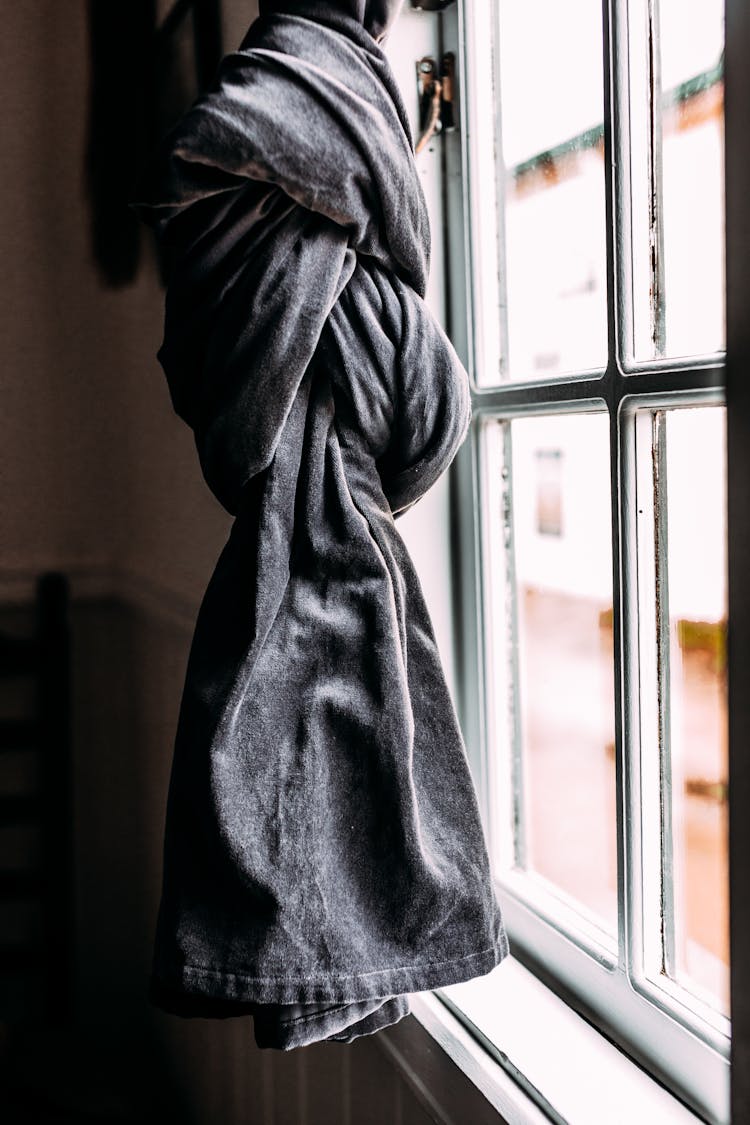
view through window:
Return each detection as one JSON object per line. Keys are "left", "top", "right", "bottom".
{"left": 459, "top": 0, "right": 729, "bottom": 1117}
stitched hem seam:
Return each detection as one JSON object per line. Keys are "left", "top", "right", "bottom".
{"left": 178, "top": 942, "right": 499, "bottom": 986}
{"left": 153, "top": 933, "right": 510, "bottom": 1007}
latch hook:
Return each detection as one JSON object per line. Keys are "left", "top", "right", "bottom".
{"left": 415, "top": 53, "right": 456, "bottom": 155}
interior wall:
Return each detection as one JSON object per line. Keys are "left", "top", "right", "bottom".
{"left": 0, "top": 0, "right": 231, "bottom": 612}
{"left": 1, "top": 0, "right": 131, "bottom": 591}
{"left": 0, "top": 2, "right": 498, "bottom": 1121}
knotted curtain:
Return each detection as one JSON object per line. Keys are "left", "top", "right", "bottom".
{"left": 136, "top": 0, "right": 508, "bottom": 1049}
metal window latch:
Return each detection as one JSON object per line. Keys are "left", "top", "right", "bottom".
{"left": 415, "top": 53, "right": 456, "bottom": 154}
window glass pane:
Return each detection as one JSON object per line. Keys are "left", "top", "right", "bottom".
{"left": 490, "top": 1, "right": 607, "bottom": 384}
{"left": 629, "top": 0, "right": 725, "bottom": 360}
{"left": 665, "top": 407, "right": 728, "bottom": 1012}
{"left": 498, "top": 413, "right": 617, "bottom": 931}
{"left": 636, "top": 406, "right": 728, "bottom": 1017}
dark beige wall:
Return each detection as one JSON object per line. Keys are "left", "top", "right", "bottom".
{"left": 1, "top": 0, "right": 132, "bottom": 590}
{"left": 0, "top": 0, "right": 231, "bottom": 612}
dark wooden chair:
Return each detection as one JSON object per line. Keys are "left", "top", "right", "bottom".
{"left": 0, "top": 573, "right": 73, "bottom": 1022}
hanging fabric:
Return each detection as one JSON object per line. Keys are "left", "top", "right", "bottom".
{"left": 135, "top": 0, "right": 508, "bottom": 1050}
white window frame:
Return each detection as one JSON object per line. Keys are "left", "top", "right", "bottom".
{"left": 427, "top": 1, "right": 738, "bottom": 1122}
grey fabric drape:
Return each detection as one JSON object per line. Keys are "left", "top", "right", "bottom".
{"left": 135, "top": 0, "right": 508, "bottom": 1049}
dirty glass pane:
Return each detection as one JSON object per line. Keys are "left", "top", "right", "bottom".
{"left": 630, "top": 0, "right": 725, "bottom": 360}
{"left": 488, "top": 0, "right": 607, "bottom": 385}
{"left": 508, "top": 413, "right": 617, "bottom": 931}
{"left": 665, "top": 407, "right": 728, "bottom": 1013}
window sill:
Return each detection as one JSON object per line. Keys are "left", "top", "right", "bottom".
{"left": 410, "top": 958, "right": 705, "bottom": 1125}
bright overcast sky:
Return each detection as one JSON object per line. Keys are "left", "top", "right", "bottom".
{"left": 499, "top": 0, "right": 725, "bottom": 167}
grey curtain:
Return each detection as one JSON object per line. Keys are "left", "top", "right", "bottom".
{"left": 135, "top": 0, "right": 508, "bottom": 1049}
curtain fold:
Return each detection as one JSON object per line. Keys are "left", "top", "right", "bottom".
{"left": 135, "top": 0, "right": 508, "bottom": 1050}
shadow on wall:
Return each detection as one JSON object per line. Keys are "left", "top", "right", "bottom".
{"left": 86, "top": 0, "right": 223, "bottom": 288}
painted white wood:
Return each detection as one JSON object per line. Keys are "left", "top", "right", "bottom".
{"left": 419, "top": 959, "right": 706, "bottom": 1125}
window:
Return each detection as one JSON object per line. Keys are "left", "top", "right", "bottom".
{"left": 440, "top": 0, "right": 729, "bottom": 1120}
